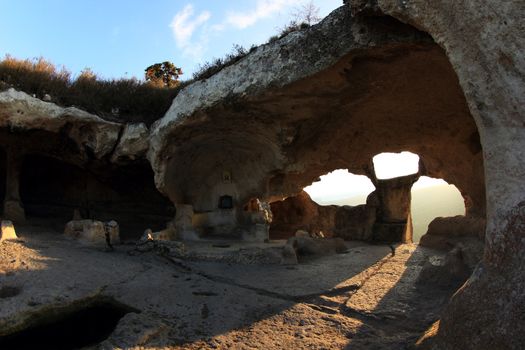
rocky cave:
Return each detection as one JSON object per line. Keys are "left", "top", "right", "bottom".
{"left": 0, "top": 1, "right": 523, "bottom": 349}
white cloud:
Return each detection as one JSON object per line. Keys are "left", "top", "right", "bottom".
{"left": 169, "top": 4, "right": 211, "bottom": 59}
{"left": 225, "top": 0, "right": 301, "bottom": 29}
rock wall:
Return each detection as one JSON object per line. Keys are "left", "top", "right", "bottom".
{"left": 146, "top": 1, "right": 520, "bottom": 347}
{"left": 1, "top": 1, "right": 522, "bottom": 346}
{"left": 149, "top": 6, "right": 485, "bottom": 241}
{"left": 372, "top": 172, "right": 419, "bottom": 243}
{"left": 269, "top": 191, "right": 377, "bottom": 241}
{"left": 347, "top": 0, "right": 525, "bottom": 348}
{"left": 270, "top": 171, "right": 418, "bottom": 243}
{"left": 269, "top": 191, "right": 337, "bottom": 239}
{"left": 0, "top": 89, "right": 173, "bottom": 238}
{"left": 419, "top": 216, "right": 486, "bottom": 250}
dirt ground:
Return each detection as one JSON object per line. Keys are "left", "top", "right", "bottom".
{"left": 0, "top": 225, "right": 459, "bottom": 349}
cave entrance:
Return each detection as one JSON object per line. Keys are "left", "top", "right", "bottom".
{"left": 19, "top": 154, "right": 173, "bottom": 239}
{"left": 20, "top": 155, "right": 89, "bottom": 221}
{"left": 0, "top": 147, "right": 6, "bottom": 216}
{"left": 304, "top": 169, "right": 376, "bottom": 207}
{"left": 373, "top": 152, "right": 466, "bottom": 242}
{"left": 268, "top": 153, "right": 468, "bottom": 243}
{"left": 269, "top": 170, "right": 376, "bottom": 240}
{"left": 0, "top": 298, "right": 135, "bottom": 349}
{"left": 411, "top": 176, "right": 465, "bottom": 242}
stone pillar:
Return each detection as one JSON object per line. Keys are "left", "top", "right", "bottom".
{"left": 242, "top": 200, "right": 271, "bottom": 242}
{"left": 3, "top": 150, "right": 25, "bottom": 223}
{"left": 174, "top": 204, "right": 198, "bottom": 240}
{"left": 372, "top": 173, "right": 419, "bottom": 243}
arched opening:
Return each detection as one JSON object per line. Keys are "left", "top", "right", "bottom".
{"left": 411, "top": 176, "right": 465, "bottom": 242}
{"left": 372, "top": 151, "right": 469, "bottom": 243}
{"left": 304, "top": 169, "right": 376, "bottom": 206}
{"left": 269, "top": 170, "right": 376, "bottom": 240}
{"left": 0, "top": 147, "right": 6, "bottom": 216}
{"left": 19, "top": 154, "right": 173, "bottom": 239}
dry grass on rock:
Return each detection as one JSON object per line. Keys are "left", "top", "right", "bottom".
{"left": 0, "top": 55, "right": 181, "bottom": 126}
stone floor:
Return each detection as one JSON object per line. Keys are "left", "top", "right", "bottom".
{"left": 0, "top": 225, "right": 460, "bottom": 349}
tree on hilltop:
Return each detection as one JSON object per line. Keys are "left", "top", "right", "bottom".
{"left": 145, "top": 61, "right": 182, "bottom": 88}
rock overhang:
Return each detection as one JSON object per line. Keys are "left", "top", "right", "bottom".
{"left": 146, "top": 8, "right": 484, "bottom": 218}
{"left": 147, "top": 7, "right": 436, "bottom": 195}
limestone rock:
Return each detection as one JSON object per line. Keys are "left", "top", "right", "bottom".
{"left": 271, "top": 192, "right": 377, "bottom": 242}
{"left": 362, "top": 0, "right": 525, "bottom": 348}
{"left": 133, "top": 239, "right": 186, "bottom": 257}
{"left": 270, "top": 191, "right": 337, "bottom": 239}
{"left": 422, "top": 215, "right": 486, "bottom": 241}
{"left": 242, "top": 223, "right": 269, "bottom": 242}
{"left": 419, "top": 216, "right": 485, "bottom": 270}
{"left": 111, "top": 123, "right": 150, "bottom": 163}
{"left": 0, "top": 88, "right": 122, "bottom": 159}
{"left": 417, "top": 247, "right": 471, "bottom": 289}
{"left": 2, "top": 200, "right": 25, "bottom": 223}
{"left": 373, "top": 173, "right": 419, "bottom": 223}
{"left": 147, "top": 6, "right": 439, "bottom": 202}
{"left": 282, "top": 243, "right": 299, "bottom": 265}
{"left": 64, "top": 219, "right": 120, "bottom": 246}
{"left": 173, "top": 204, "right": 197, "bottom": 240}
{"left": 235, "top": 247, "right": 297, "bottom": 265}
{"left": 287, "top": 236, "right": 347, "bottom": 257}
{"left": 295, "top": 230, "right": 310, "bottom": 238}
{"left": 334, "top": 204, "right": 376, "bottom": 241}
{"left": 101, "top": 312, "right": 168, "bottom": 348}
{"left": 141, "top": 226, "right": 176, "bottom": 241}
{"left": 370, "top": 174, "right": 419, "bottom": 243}
{"left": 0, "top": 220, "right": 17, "bottom": 241}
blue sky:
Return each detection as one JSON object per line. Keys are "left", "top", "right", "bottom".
{"left": 0, "top": 0, "right": 342, "bottom": 80}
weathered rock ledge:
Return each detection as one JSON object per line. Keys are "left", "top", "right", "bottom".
{"left": 0, "top": 88, "right": 149, "bottom": 163}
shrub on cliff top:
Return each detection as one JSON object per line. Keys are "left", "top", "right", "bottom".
{"left": 0, "top": 55, "right": 181, "bottom": 126}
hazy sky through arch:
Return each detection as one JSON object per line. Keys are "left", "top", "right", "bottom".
{"left": 305, "top": 152, "right": 456, "bottom": 204}
{"left": 304, "top": 152, "right": 465, "bottom": 241}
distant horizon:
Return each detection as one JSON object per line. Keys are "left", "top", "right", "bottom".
{"left": 307, "top": 180, "right": 465, "bottom": 241}
{"left": 304, "top": 154, "right": 449, "bottom": 204}
{"left": 308, "top": 179, "right": 455, "bottom": 205}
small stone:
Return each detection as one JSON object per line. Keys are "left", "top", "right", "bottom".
{"left": 295, "top": 229, "right": 310, "bottom": 238}
{"left": 0, "top": 220, "right": 18, "bottom": 241}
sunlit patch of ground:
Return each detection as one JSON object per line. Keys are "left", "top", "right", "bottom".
{"left": 0, "top": 226, "right": 458, "bottom": 349}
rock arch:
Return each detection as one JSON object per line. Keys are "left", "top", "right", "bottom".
{"left": 151, "top": 11, "right": 485, "bottom": 243}
{"left": 0, "top": 1, "right": 521, "bottom": 347}
{"left": 147, "top": 2, "right": 523, "bottom": 347}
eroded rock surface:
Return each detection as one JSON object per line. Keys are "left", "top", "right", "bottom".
{"left": 0, "top": 88, "right": 121, "bottom": 160}
{"left": 111, "top": 123, "right": 150, "bottom": 163}
{"left": 0, "top": 228, "right": 459, "bottom": 349}
{"left": 0, "top": 0, "right": 522, "bottom": 347}
{"left": 64, "top": 219, "right": 120, "bottom": 247}
{"left": 348, "top": 0, "right": 524, "bottom": 348}
{"left": 142, "top": 1, "right": 521, "bottom": 346}
{"left": 0, "top": 91, "right": 173, "bottom": 237}
{"left": 419, "top": 216, "right": 486, "bottom": 267}
{"left": 147, "top": 5, "right": 485, "bottom": 246}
